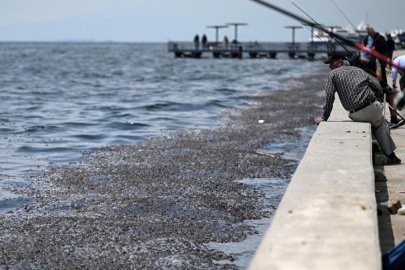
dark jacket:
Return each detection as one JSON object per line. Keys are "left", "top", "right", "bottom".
{"left": 363, "top": 32, "right": 388, "bottom": 82}
{"left": 387, "top": 38, "right": 395, "bottom": 52}
{"left": 363, "top": 32, "right": 387, "bottom": 54}
{"left": 348, "top": 54, "right": 378, "bottom": 76}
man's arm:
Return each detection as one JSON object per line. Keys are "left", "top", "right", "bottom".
{"left": 322, "top": 74, "right": 336, "bottom": 121}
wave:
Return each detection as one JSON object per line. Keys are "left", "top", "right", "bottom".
{"left": 143, "top": 101, "right": 181, "bottom": 111}
{"left": 104, "top": 121, "right": 151, "bottom": 130}
{"left": 215, "top": 88, "right": 238, "bottom": 94}
{"left": 69, "top": 134, "right": 108, "bottom": 141}
{"left": 17, "top": 146, "right": 72, "bottom": 153}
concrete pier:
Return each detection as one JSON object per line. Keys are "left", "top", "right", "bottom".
{"left": 249, "top": 97, "right": 381, "bottom": 269}
{"left": 168, "top": 41, "right": 356, "bottom": 58}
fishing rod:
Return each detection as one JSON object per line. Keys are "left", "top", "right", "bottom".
{"left": 329, "top": 0, "right": 394, "bottom": 75}
{"left": 330, "top": 0, "right": 364, "bottom": 40}
{"left": 249, "top": 0, "right": 405, "bottom": 71}
{"left": 303, "top": 23, "right": 336, "bottom": 52}
{"left": 291, "top": 2, "right": 353, "bottom": 57}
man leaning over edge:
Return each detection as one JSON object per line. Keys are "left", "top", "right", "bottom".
{"left": 316, "top": 53, "right": 401, "bottom": 165}
{"left": 392, "top": 54, "right": 405, "bottom": 91}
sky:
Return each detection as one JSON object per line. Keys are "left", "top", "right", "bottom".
{"left": 0, "top": 0, "right": 404, "bottom": 42}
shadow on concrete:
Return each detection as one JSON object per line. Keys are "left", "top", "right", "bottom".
{"left": 375, "top": 165, "right": 395, "bottom": 254}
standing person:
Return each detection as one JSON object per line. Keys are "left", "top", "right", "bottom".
{"left": 316, "top": 53, "right": 401, "bottom": 164}
{"left": 194, "top": 34, "right": 199, "bottom": 50}
{"left": 364, "top": 27, "right": 388, "bottom": 83}
{"left": 386, "top": 33, "right": 396, "bottom": 65}
{"left": 223, "top": 35, "right": 229, "bottom": 49}
{"left": 202, "top": 34, "right": 207, "bottom": 49}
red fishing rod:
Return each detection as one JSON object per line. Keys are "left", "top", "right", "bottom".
{"left": 249, "top": 0, "right": 405, "bottom": 71}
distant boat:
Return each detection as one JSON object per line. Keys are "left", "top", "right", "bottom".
{"left": 309, "top": 21, "right": 368, "bottom": 44}
{"left": 398, "top": 34, "right": 405, "bottom": 48}
{"left": 390, "top": 29, "right": 405, "bottom": 48}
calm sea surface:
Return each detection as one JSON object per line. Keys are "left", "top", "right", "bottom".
{"left": 0, "top": 42, "right": 321, "bottom": 267}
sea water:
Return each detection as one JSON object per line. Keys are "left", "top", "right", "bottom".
{"left": 0, "top": 42, "right": 319, "bottom": 193}
{"left": 0, "top": 42, "right": 321, "bottom": 267}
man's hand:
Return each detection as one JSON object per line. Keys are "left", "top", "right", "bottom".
{"left": 316, "top": 118, "right": 325, "bottom": 126}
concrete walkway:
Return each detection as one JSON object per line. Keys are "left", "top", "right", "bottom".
{"left": 250, "top": 98, "right": 380, "bottom": 269}
{"left": 377, "top": 50, "right": 405, "bottom": 253}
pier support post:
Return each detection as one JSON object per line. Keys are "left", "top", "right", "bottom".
{"left": 288, "top": 52, "right": 296, "bottom": 59}
{"left": 307, "top": 52, "right": 315, "bottom": 58}
{"left": 213, "top": 52, "right": 221, "bottom": 58}
{"left": 269, "top": 52, "right": 277, "bottom": 59}
{"left": 249, "top": 52, "right": 258, "bottom": 58}
{"left": 174, "top": 52, "right": 183, "bottom": 58}
{"left": 191, "top": 52, "right": 202, "bottom": 58}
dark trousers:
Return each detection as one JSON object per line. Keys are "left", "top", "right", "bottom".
{"left": 400, "top": 74, "right": 405, "bottom": 90}
{"left": 380, "top": 60, "right": 387, "bottom": 83}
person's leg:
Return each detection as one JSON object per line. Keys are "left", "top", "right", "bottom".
{"left": 373, "top": 116, "right": 397, "bottom": 156}
{"left": 349, "top": 101, "right": 396, "bottom": 156}
{"left": 386, "top": 95, "right": 398, "bottom": 124}
{"left": 381, "top": 61, "right": 388, "bottom": 84}
{"left": 388, "top": 51, "right": 393, "bottom": 68}
{"left": 400, "top": 74, "right": 405, "bottom": 91}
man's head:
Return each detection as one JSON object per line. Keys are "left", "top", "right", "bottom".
{"left": 367, "top": 27, "right": 376, "bottom": 37}
{"left": 323, "top": 52, "right": 347, "bottom": 70}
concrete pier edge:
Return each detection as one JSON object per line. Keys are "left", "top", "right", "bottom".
{"left": 378, "top": 50, "right": 405, "bottom": 253}
{"left": 249, "top": 98, "right": 381, "bottom": 269}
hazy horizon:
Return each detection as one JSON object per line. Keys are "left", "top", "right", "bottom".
{"left": 0, "top": 0, "right": 404, "bottom": 43}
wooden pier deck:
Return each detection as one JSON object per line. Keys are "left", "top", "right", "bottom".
{"left": 168, "top": 41, "right": 358, "bottom": 59}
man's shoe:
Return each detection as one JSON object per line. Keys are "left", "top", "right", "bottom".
{"left": 388, "top": 152, "right": 402, "bottom": 165}
{"left": 391, "top": 116, "right": 399, "bottom": 125}
{"left": 391, "top": 120, "right": 405, "bottom": 129}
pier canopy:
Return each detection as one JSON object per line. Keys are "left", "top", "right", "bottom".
{"left": 303, "top": 23, "right": 317, "bottom": 44}
{"left": 206, "top": 25, "right": 228, "bottom": 43}
{"left": 226, "top": 23, "right": 248, "bottom": 42}
{"left": 285, "top": 25, "right": 303, "bottom": 45}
